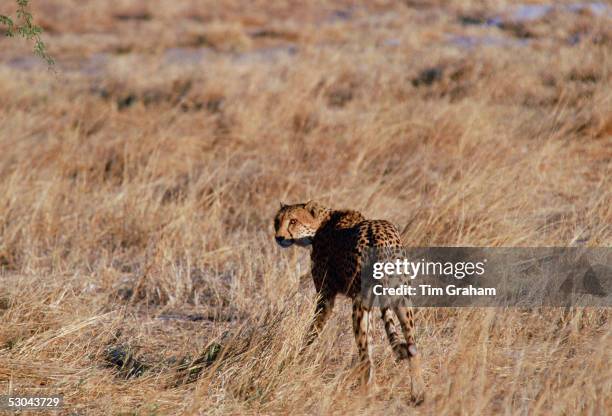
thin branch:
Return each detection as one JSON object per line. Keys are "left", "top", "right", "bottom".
{"left": 1, "top": 0, "right": 54, "bottom": 67}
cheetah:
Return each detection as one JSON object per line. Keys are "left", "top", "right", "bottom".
{"left": 273, "top": 201, "right": 425, "bottom": 403}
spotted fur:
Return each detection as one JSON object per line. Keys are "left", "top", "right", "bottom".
{"left": 274, "top": 201, "right": 425, "bottom": 403}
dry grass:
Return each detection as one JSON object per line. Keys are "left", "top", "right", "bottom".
{"left": 0, "top": 0, "right": 611, "bottom": 414}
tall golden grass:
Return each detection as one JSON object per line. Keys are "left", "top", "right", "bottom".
{"left": 0, "top": 0, "right": 610, "bottom": 414}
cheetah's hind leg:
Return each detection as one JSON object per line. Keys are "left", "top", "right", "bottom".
{"left": 352, "top": 297, "right": 375, "bottom": 389}
{"left": 392, "top": 304, "right": 425, "bottom": 404}
{"left": 381, "top": 307, "right": 409, "bottom": 360}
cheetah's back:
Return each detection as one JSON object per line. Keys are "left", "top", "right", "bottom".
{"left": 311, "top": 211, "right": 402, "bottom": 297}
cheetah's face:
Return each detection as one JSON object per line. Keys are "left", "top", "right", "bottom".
{"left": 273, "top": 202, "right": 321, "bottom": 248}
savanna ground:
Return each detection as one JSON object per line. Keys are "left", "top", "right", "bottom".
{"left": 0, "top": 0, "right": 611, "bottom": 414}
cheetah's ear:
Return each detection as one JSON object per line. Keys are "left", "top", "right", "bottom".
{"left": 280, "top": 202, "right": 287, "bottom": 209}
{"left": 304, "top": 200, "right": 325, "bottom": 218}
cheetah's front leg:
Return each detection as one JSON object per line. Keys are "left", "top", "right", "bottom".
{"left": 304, "top": 292, "right": 335, "bottom": 346}
{"left": 352, "top": 297, "right": 374, "bottom": 387}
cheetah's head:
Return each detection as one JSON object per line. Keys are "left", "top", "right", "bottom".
{"left": 273, "top": 201, "right": 329, "bottom": 248}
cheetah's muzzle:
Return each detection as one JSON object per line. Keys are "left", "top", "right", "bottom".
{"left": 275, "top": 236, "right": 293, "bottom": 247}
